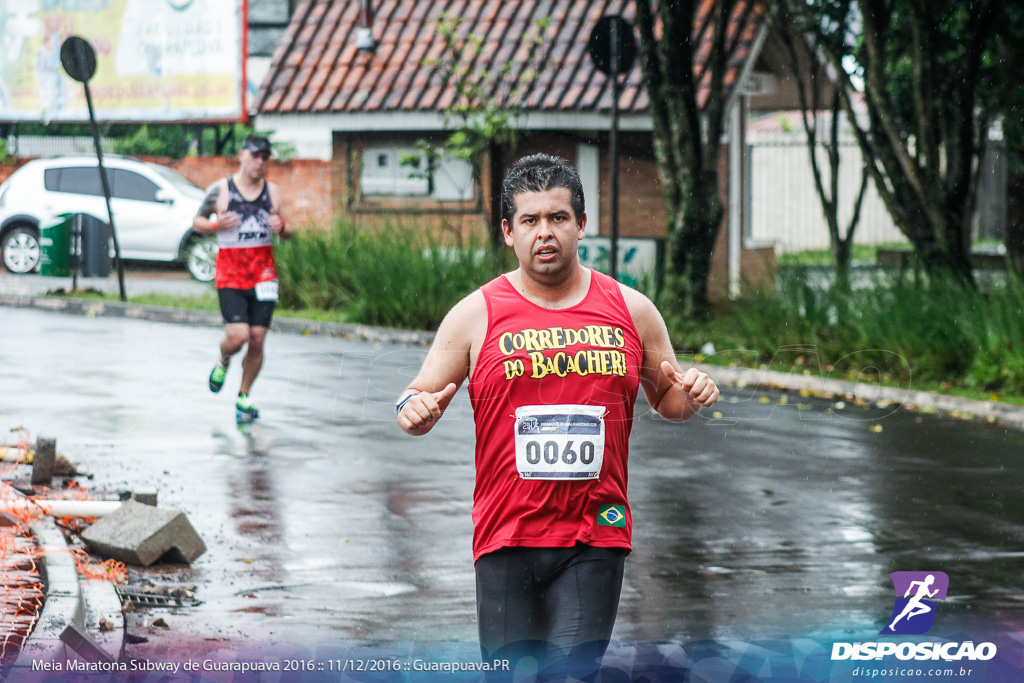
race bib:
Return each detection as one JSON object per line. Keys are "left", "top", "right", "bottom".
{"left": 513, "top": 404, "right": 605, "bottom": 480}
{"left": 254, "top": 280, "right": 279, "bottom": 302}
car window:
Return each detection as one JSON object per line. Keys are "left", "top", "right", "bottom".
{"left": 112, "top": 169, "right": 159, "bottom": 202}
{"left": 147, "top": 163, "right": 201, "bottom": 192}
{"left": 44, "top": 168, "right": 61, "bottom": 191}
{"left": 55, "top": 167, "right": 105, "bottom": 196}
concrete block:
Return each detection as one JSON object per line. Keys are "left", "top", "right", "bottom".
{"left": 60, "top": 623, "right": 115, "bottom": 664}
{"left": 81, "top": 576, "right": 125, "bottom": 662}
{"left": 81, "top": 499, "right": 206, "bottom": 567}
{"left": 131, "top": 489, "right": 158, "bottom": 506}
{"left": 32, "top": 436, "right": 56, "bottom": 485}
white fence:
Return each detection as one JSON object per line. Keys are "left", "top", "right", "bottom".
{"left": 747, "top": 136, "right": 1007, "bottom": 253}
{"left": 747, "top": 137, "right": 904, "bottom": 253}
{"left": 5, "top": 135, "right": 115, "bottom": 157}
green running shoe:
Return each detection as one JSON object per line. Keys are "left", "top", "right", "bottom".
{"left": 208, "top": 360, "right": 229, "bottom": 393}
{"left": 235, "top": 393, "right": 260, "bottom": 422}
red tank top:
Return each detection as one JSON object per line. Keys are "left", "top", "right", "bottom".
{"left": 215, "top": 177, "right": 277, "bottom": 290}
{"left": 468, "top": 270, "right": 643, "bottom": 561}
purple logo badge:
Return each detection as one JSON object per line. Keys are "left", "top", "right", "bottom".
{"left": 881, "top": 571, "right": 949, "bottom": 635}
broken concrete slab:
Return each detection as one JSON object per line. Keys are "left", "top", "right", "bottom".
{"left": 81, "top": 499, "right": 206, "bottom": 567}
{"left": 32, "top": 436, "right": 56, "bottom": 485}
{"left": 131, "top": 489, "right": 158, "bottom": 506}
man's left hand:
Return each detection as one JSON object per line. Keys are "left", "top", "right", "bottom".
{"left": 661, "top": 361, "right": 720, "bottom": 408}
{"left": 269, "top": 208, "right": 285, "bottom": 234}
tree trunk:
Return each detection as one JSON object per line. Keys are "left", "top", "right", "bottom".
{"left": 664, "top": 171, "right": 724, "bottom": 319}
{"left": 1006, "top": 171, "right": 1024, "bottom": 278}
{"left": 635, "top": 0, "right": 742, "bottom": 319}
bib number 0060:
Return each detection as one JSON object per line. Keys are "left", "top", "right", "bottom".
{"left": 523, "top": 439, "right": 597, "bottom": 466}
{"left": 513, "top": 404, "right": 605, "bottom": 480}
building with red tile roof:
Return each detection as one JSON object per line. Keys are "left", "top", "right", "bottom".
{"left": 253, "top": 0, "right": 817, "bottom": 299}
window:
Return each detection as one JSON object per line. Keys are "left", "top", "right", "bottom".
{"left": 51, "top": 167, "right": 104, "bottom": 196}
{"left": 45, "top": 166, "right": 161, "bottom": 202}
{"left": 432, "top": 154, "right": 475, "bottom": 201}
{"left": 111, "top": 169, "right": 159, "bottom": 202}
{"left": 248, "top": 0, "right": 297, "bottom": 57}
{"left": 361, "top": 147, "right": 429, "bottom": 196}
{"left": 147, "top": 163, "right": 201, "bottom": 192}
{"left": 360, "top": 146, "right": 475, "bottom": 201}
{"left": 43, "top": 168, "right": 60, "bottom": 192}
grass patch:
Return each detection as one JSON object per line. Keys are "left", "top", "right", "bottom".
{"left": 275, "top": 222, "right": 507, "bottom": 330}
{"left": 42, "top": 288, "right": 221, "bottom": 311}
{"left": 128, "top": 291, "right": 220, "bottom": 310}
{"left": 775, "top": 243, "right": 893, "bottom": 266}
{"left": 669, "top": 270, "right": 1024, "bottom": 399}
{"left": 275, "top": 307, "right": 352, "bottom": 325}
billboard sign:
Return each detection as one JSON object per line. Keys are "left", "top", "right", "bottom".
{"left": 0, "top": 0, "right": 245, "bottom": 123}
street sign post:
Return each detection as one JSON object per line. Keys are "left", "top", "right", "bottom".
{"left": 588, "top": 16, "right": 637, "bottom": 282}
{"left": 60, "top": 36, "right": 127, "bottom": 302}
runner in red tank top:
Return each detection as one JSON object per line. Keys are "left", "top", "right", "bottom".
{"left": 193, "top": 135, "right": 293, "bottom": 422}
{"left": 395, "top": 155, "right": 719, "bottom": 677}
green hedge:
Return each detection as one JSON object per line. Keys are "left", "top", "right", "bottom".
{"left": 275, "top": 223, "right": 507, "bottom": 330}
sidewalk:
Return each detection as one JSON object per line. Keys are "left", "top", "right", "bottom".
{"left": 0, "top": 267, "right": 210, "bottom": 299}
{"left": 0, "top": 271, "right": 435, "bottom": 346}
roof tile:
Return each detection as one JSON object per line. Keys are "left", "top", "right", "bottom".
{"left": 256, "top": 0, "right": 765, "bottom": 117}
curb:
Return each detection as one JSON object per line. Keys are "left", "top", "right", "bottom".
{"left": 0, "top": 295, "right": 435, "bottom": 346}
{"left": 8, "top": 516, "right": 123, "bottom": 676}
{"left": 698, "top": 363, "right": 1024, "bottom": 428}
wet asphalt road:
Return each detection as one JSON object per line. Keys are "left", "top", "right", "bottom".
{"left": 3, "top": 305, "right": 1024, "bottom": 664}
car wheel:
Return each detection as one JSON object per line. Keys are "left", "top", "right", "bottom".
{"left": 186, "top": 235, "right": 218, "bottom": 282}
{"left": 1, "top": 226, "right": 41, "bottom": 274}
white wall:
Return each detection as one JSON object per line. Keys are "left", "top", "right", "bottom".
{"left": 748, "top": 137, "right": 906, "bottom": 253}
{"left": 254, "top": 113, "right": 334, "bottom": 161}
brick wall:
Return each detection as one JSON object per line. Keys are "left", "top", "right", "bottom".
{"left": 149, "top": 156, "right": 334, "bottom": 230}
{"left": 0, "top": 158, "right": 33, "bottom": 185}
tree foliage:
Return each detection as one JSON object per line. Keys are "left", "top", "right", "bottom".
{"left": 784, "top": 0, "right": 1007, "bottom": 285}
{"left": 411, "top": 12, "right": 549, "bottom": 242}
{"left": 4, "top": 121, "right": 259, "bottom": 159}
{"left": 992, "top": 1, "right": 1024, "bottom": 274}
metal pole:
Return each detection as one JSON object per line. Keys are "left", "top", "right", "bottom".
{"left": 72, "top": 213, "right": 80, "bottom": 292}
{"left": 609, "top": 25, "right": 620, "bottom": 282}
{"left": 82, "top": 80, "right": 127, "bottom": 301}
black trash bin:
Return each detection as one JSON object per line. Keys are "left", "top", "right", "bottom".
{"left": 76, "top": 214, "right": 113, "bottom": 278}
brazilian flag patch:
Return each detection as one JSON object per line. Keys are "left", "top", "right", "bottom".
{"left": 598, "top": 504, "right": 626, "bottom": 527}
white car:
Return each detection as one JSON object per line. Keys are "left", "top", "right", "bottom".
{"left": 0, "top": 156, "right": 217, "bottom": 281}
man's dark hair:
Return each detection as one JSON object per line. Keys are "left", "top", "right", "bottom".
{"left": 241, "top": 135, "right": 272, "bottom": 155}
{"left": 501, "top": 154, "right": 585, "bottom": 226}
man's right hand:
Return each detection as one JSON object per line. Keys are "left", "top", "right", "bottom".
{"left": 216, "top": 211, "right": 241, "bottom": 231}
{"left": 397, "top": 383, "right": 458, "bottom": 434}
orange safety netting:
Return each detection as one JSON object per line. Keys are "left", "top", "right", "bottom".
{"left": 0, "top": 484, "right": 45, "bottom": 674}
{"left": 2, "top": 428, "right": 45, "bottom": 673}
{"left": 71, "top": 548, "right": 128, "bottom": 584}
{"left": 0, "top": 428, "right": 123, "bottom": 674}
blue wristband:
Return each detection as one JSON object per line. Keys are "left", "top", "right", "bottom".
{"left": 396, "top": 393, "right": 417, "bottom": 415}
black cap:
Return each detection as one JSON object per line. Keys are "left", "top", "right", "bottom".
{"left": 241, "top": 135, "right": 271, "bottom": 154}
